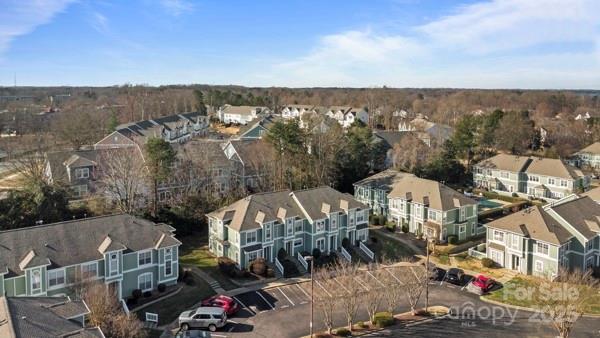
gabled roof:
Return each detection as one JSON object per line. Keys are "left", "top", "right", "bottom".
{"left": 0, "top": 296, "right": 103, "bottom": 338}
{"left": 578, "top": 142, "right": 600, "bottom": 155}
{"left": 207, "top": 186, "right": 366, "bottom": 231}
{"left": 220, "top": 105, "right": 267, "bottom": 116}
{"left": 581, "top": 187, "right": 600, "bottom": 202}
{"left": 548, "top": 196, "right": 600, "bottom": 240}
{"left": 237, "top": 114, "right": 281, "bottom": 138}
{"left": 46, "top": 150, "right": 98, "bottom": 182}
{"left": 0, "top": 214, "right": 180, "bottom": 277}
{"left": 354, "top": 169, "right": 414, "bottom": 191}
{"left": 291, "top": 186, "right": 366, "bottom": 221}
{"left": 475, "top": 154, "right": 585, "bottom": 180}
{"left": 178, "top": 139, "right": 230, "bottom": 168}
{"left": 474, "top": 153, "right": 531, "bottom": 172}
{"left": 207, "top": 190, "right": 303, "bottom": 232}
{"left": 387, "top": 176, "right": 476, "bottom": 211}
{"left": 115, "top": 111, "right": 205, "bottom": 143}
{"left": 486, "top": 206, "right": 572, "bottom": 245}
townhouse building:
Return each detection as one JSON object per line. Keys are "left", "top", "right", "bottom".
{"left": 95, "top": 111, "right": 208, "bottom": 149}
{"left": 353, "top": 169, "right": 415, "bottom": 216}
{"left": 45, "top": 150, "right": 100, "bottom": 199}
{"left": 473, "top": 154, "right": 590, "bottom": 200}
{"left": 571, "top": 142, "right": 600, "bottom": 169}
{"left": 0, "top": 296, "right": 104, "bottom": 337}
{"left": 280, "top": 105, "right": 316, "bottom": 119}
{"left": 387, "top": 176, "right": 480, "bottom": 242}
{"left": 217, "top": 105, "right": 269, "bottom": 125}
{"left": 325, "top": 106, "right": 369, "bottom": 128}
{"left": 0, "top": 214, "right": 180, "bottom": 301}
{"left": 206, "top": 186, "right": 369, "bottom": 269}
{"left": 486, "top": 195, "right": 600, "bottom": 278}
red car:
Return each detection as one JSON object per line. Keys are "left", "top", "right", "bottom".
{"left": 466, "top": 275, "right": 495, "bottom": 295}
{"left": 201, "top": 295, "right": 239, "bottom": 315}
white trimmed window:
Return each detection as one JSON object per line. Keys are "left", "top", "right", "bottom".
{"left": 560, "top": 180, "right": 568, "bottom": 187}
{"left": 316, "top": 238, "right": 325, "bottom": 251}
{"left": 138, "top": 273, "right": 153, "bottom": 292}
{"left": 536, "top": 242, "right": 549, "bottom": 256}
{"left": 294, "top": 238, "right": 303, "bottom": 248}
{"left": 512, "top": 235, "right": 520, "bottom": 249}
{"left": 31, "top": 270, "right": 41, "bottom": 293}
{"left": 72, "top": 185, "right": 88, "bottom": 197}
{"left": 286, "top": 218, "right": 294, "bottom": 236}
{"left": 330, "top": 214, "right": 338, "bottom": 230}
{"left": 459, "top": 225, "right": 466, "bottom": 233}
{"left": 109, "top": 253, "right": 119, "bottom": 275}
{"left": 315, "top": 220, "right": 325, "bottom": 232}
{"left": 247, "top": 251, "right": 259, "bottom": 263}
{"left": 295, "top": 220, "right": 303, "bottom": 232}
{"left": 548, "top": 178, "right": 555, "bottom": 185}
{"left": 428, "top": 210, "right": 437, "bottom": 221}
{"left": 528, "top": 175, "right": 539, "bottom": 182}
{"left": 585, "top": 241, "right": 593, "bottom": 251}
{"left": 356, "top": 210, "right": 364, "bottom": 223}
{"left": 81, "top": 262, "right": 98, "bottom": 279}
{"left": 138, "top": 250, "right": 152, "bottom": 266}
{"left": 535, "top": 260, "right": 544, "bottom": 272}
{"left": 264, "top": 223, "right": 272, "bottom": 241}
{"left": 74, "top": 167, "right": 89, "bottom": 179}
{"left": 164, "top": 248, "right": 173, "bottom": 276}
{"left": 246, "top": 230, "right": 258, "bottom": 244}
{"left": 48, "top": 269, "right": 65, "bottom": 288}
{"left": 493, "top": 230, "right": 504, "bottom": 242}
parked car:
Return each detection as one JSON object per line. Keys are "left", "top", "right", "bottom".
{"left": 201, "top": 295, "right": 239, "bottom": 315}
{"left": 445, "top": 268, "right": 465, "bottom": 285}
{"left": 429, "top": 267, "right": 444, "bottom": 281}
{"left": 466, "top": 275, "right": 495, "bottom": 295}
{"left": 178, "top": 307, "right": 227, "bottom": 332}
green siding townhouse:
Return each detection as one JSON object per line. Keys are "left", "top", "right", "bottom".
{"left": 474, "top": 154, "right": 590, "bottom": 200}
{"left": 0, "top": 214, "right": 180, "bottom": 301}
{"left": 207, "top": 186, "right": 369, "bottom": 269}
{"left": 486, "top": 195, "right": 600, "bottom": 278}
{"left": 354, "top": 169, "right": 414, "bottom": 217}
{"left": 572, "top": 142, "right": 600, "bottom": 169}
{"left": 387, "top": 176, "right": 480, "bottom": 242}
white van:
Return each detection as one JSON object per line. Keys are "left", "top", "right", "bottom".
{"left": 178, "top": 307, "right": 227, "bottom": 332}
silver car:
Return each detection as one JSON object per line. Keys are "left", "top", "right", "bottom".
{"left": 178, "top": 307, "right": 227, "bottom": 332}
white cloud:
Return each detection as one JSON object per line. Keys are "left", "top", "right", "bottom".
{"left": 160, "top": 0, "right": 194, "bottom": 16}
{"left": 90, "top": 12, "right": 109, "bottom": 34}
{"left": 0, "top": 0, "right": 76, "bottom": 54}
{"left": 261, "top": 0, "right": 600, "bottom": 88}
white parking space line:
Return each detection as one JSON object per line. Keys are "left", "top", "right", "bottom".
{"left": 232, "top": 296, "right": 255, "bottom": 315}
{"left": 461, "top": 277, "right": 473, "bottom": 291}
{"left": 212, "top": 334, "right": 228, "bottom": 338}
{"left": 278, "top": 287, "right": 295, "bottom": 306}
{"left": 256, "top": 291, "right": 275, "bottom": 310}
{"left": 297, "top": 283, "right": 311, "bottom": 299}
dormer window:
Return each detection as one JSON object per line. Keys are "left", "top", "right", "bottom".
{"left": 31, "top": 270, "right": 41, "bottom": 293}
{"left": 109, "top": 253, "right": 119, "bottom": 275}
{"left": 75, "top": 168, "right": 89, "bottom": 179}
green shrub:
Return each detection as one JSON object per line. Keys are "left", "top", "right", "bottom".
{"left": 401, "top": 225, "right": 409, "bottom": 233}
{"left": 335, "top": 328, "right": 351, "bottom": 336}
{"left": 132, "top": 289, "right": 142, "bottom": 299}
{"left": 378, "top": 214, "right": 386, "bottom": 226}
{"left": 482, "top": 257, "right": 495, "bottom": 268}
{"left": 312, "top": 248, "right": 322, "bottom": 260}
{"left": 447, "top": 235, "right": 458, "bottom": 245}
{"left": 371, "top": 215, "right": 380, "bottom": 225}
{"left": 157, "top": 283, "right": 166, "bottom": 292}
{"left": 385, "top": 222, "right": 396, "bottom": 232}
{"left": 342, "top": 237, "right": 350, "bottom": 248}
{"left": 277, "top": 248, "right": 287, "bottom": 260}
{"left": 373, "top": 312, "right": 394, "bottom": 328}
{"left": 358, "top": 321, "right": 368, "bottom": 328}
{"left": 143, "top": 291, "right": 152, "bottom": 298}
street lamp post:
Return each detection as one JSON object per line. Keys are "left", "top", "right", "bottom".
{"left": 306, "top": 255, "right": 314, "bottom": 338}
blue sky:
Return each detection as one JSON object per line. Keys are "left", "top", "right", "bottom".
{"left": 0, "top": 0, "right": 599, "bottom": 88}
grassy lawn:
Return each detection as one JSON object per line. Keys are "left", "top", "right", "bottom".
{"left": 179, "top": 235, "right": 238, "bottom": 290}
{"left": 136, "top": 277, "right": 215, "bottom": 326}
{"left": 450, "top": 255, "right": 506, "bottom": 279}
{"left": 370, "top": 230, "right": 416, "bottom": 261}
{"left": 484, "top": 276, "right": 600, "bottom": 314}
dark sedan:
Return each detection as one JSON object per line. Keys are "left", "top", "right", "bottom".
{"left": 445, "top": 268, "right": 465, "bottom": 285}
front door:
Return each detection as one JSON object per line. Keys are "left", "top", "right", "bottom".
{"left": 286, "top": 241, "right": 293, "bottom": 256}
{"left": 512, "top": 255, "right": 520, "bottom": 272}
{"left": 263, "top": 246, "right": 271, "bottom": 263}
{"left": 329, "top": 235, "right": 337, "bottom": 252}
{"left": 349, "top": 231, "right": 355, "bottom": 244}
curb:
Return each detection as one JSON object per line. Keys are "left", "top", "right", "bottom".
{"left": 479, "top": 296, "right": 600, "bottom": 318}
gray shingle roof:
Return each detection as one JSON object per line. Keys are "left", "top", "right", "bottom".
{"left": 354, "top": 169, "right": 414, "bottom": 191}
{"left": 549, "top": 196, "right": 600, "bottom": 240}
{"left": 486, "top": 205, "right": 572, "bottom": 245}
{"left": 475, "top": 154, "right": 585, "bottom": 180}
{"left": 46, "top": 150, "right": 99, "bottom": 183}
{"left": 0, "top": 296, "right": 103, "bottom": 338}
{"left": 207, "top": 186, "right": 366, "bottom": 231}
{"left": 0, "top": 214, "right": 180, "bottom": 277}
{"left": 387, "top": 176, "right": 476, "bottom": 211}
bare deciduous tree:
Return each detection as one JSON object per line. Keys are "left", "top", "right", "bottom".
{"left": 401, "top": 264, "right": 428, "bottom": 315}
{"left": 82, "top": 282, "right": 146, "bottom": 338}
{"left": 536, "top": 268, "right": 599, "bottom": 338}
{"left": 332, "top": 261, "right": 363, "bottom": 331}
{"left": 314, "top": 267, "right": 338, "bottom": 334}
{"left": 98, "top": 147, "right": 147, "bottom": 213}
{"left": 362, "top": 264, "right": 386, "bottom": 322}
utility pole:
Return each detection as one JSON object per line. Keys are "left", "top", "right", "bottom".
{"left": 425, "top": 238, "right": 430, "bottom": 314}
{"left": 307, "top": 256, "right": 314, "bottom": 338}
